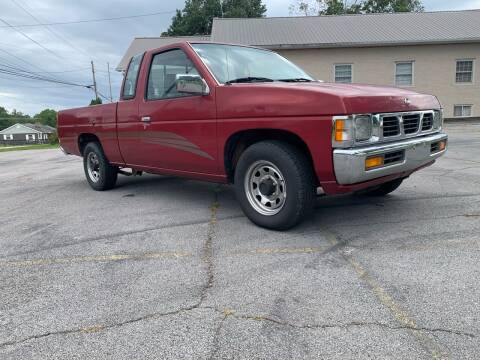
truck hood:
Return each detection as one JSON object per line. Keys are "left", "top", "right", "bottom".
{"left": 216, "top": 82, "right": 440, "bottom": 119}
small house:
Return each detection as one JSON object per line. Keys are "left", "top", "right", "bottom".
{"left": 0, "top": 123, "right": 56, "bottom": 145}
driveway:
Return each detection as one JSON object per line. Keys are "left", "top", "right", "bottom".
{"left": 0, "top": 122, "right": 479, "bottom": 359}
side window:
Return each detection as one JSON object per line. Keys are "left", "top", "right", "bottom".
{"left": 147, "top": 49, "right": 200, "bottom": 100}
{"left": 122, "top": 53, "right": 144, "bottom": 99}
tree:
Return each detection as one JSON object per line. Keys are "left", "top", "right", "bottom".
{"left": 0, "top": 106, "right": 31, "bottom": 131}
{"left": 34, "top": 109, "right": 57, "bottom": 128}
{"left": 163, "top": 0, "right": 267, "bottom": 36}
{"left": 362, "top": 0, "right": 423, "bottom": 13}
{"left": 289, "top": 0, "right": 423, "bottom": 15}
{"left": 290, "top": 0, "right": 362, "bottom": 15}
{"left": 89, "top": 98, "right": 102, "bottom": 106}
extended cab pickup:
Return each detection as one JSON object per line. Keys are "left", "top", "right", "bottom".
{"left": 58, "top": 42, "right": 448, "bottom": 230}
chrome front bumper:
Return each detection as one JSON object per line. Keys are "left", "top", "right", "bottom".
{"left": 333, "top": 132, "right": 448, "bottom": 185}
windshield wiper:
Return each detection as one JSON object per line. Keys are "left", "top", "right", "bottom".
{"left": 226, "top": 77, "right": 274, "bottom": 84}
{"left": 278, "top": 78, "right": 313, "bottom": 82}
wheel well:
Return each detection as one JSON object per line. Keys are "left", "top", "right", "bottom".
{"left": 224, "top": 129, "right": 318, "bottom": 185}
{"left": 78, "top": 133, "right": 101, "bottom": 156}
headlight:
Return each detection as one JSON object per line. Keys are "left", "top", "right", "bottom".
{"left": 333, "top": 114, "right": 378, "bottom": 148}
{"left": 433, "top": 109, "right": 443, "bottom": 130}
{"left": 355, "top": 115, "right": 373, "bottom": 141}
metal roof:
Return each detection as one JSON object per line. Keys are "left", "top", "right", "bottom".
{"left": 24, "top": 123, "right": 56, "bottom": 133}
{"left": 116, "top": 35, "right": 211, "bottom": 71}
{"left": 0, "top": 123, "right": 55, "bottom": 134}
{"left": 211, "top": 10, "right": 480, "bottom": 49}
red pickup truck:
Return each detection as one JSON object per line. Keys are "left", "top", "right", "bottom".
{"left": 58, "top": 42, "right": 448, "bottom": 230}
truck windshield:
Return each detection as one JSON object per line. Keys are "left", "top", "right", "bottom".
{"left": 191, "top": 43, "right": 314, "bottom": 84}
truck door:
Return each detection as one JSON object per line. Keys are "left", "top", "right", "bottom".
{"left": 118, "top": 47, "right": 217, "bottom": 175}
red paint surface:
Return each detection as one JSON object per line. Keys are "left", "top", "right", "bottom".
{"left": 58, "top": 42, "right": 441, "bottom": 195}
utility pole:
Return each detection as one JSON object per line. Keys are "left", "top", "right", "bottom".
{"left": 90, "top": 60, "right": 98, "bottom": 100}
{"left": 107, "top": 62, "right": 113, "bottom": 102}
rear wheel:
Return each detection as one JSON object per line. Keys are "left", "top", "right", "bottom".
{"left": 358, "top": 178, "right": 404, "bottom": 197}
{"left": 83, "top": 142, "right": 118, "bottom": 191}
{"left": 234, "top": 141, "right": 316, "bottom": 230}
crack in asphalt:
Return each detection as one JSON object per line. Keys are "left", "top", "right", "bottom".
{"left": 1, "top": 305, "right": 474, "bottom": 351}
{"left": 321, "top": 230, "right": 454, "bottom": 359}
{"left": 328, "top": 212, "right": 480, "bottom": 229}
{"left": 4, "top": 212, "right": 240, "bottom": 259}
{"left": 213, "top": 308, "right": 476, "bottom": 339}
{"left": 314, "top": 192, "right": 480, "bottom": 211}
{"left": 1, "top": 191, "right": 222, "bottom": 352}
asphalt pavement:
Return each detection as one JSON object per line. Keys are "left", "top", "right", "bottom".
{"left": 0, "top": 122, "right": 479, "bottom": 359}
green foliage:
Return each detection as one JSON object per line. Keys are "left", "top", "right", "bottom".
{"left": 34, "top": 109, "right": 57, "bottom": 128}
{"left": 0, "top": 106, "right": 58, "bottom": 131}
{"left": 49, "top": 132, "right": 59, "bottom": 145}
{"left": 89, "top": 97, "right": 103, "bottom": 106}
{"left": 362, "top": 0, "right": 424, "bottom": 13}
{"left": 290, "top": 0, "right": 423, "bottom": 15}
{"left": 163, "top": 0, "right": 267, "bottom": 36}
{"left": 0, "top": 106, "right": 31, "bottom": 131}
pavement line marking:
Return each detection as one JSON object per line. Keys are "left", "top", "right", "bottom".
{"left": 229, "top": 247, "right": 328, "bottom": 256}
{"left": 0, "top": 252, "right": 192, "bottom": 267}
{"left": 324, "top": 230, "right": 450, "bottom": 360}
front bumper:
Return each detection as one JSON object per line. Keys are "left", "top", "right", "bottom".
{"left": 333, "top": 132, "right": 448, "bottom": 185}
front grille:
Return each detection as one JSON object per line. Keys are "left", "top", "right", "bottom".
{"left": 384, "top": 150, "right": 405, "bottom": 165}
{"left": 422, "top": 113, "right": 433, "bottom": 131}
{"left": 381, "top": 111, "right": 436, "bottom": 139}
{"left": 382, "top": 116, "right": 400, "bottom": 137}
{"left": 403, "top": 114, "right": 420, "bottom": 134}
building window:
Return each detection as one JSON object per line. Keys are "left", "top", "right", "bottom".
{"left": 26, "top": 134, "right": 35, "bottom": 141}
{"left": 454, "top": 105, "right": 472, "bottom": 117}
{"left": 334, "top": 64, "right": 352, "bottom": 83}
{"left": 395, "top": 61, "right": 414, "bottom": 86}
{"left": 44, "top": 134, "right": 48, "bottom": 140}
{"left": 456, "top": 60, "right": 474, "bottom": 83}
{"left": 3, "top": 134, "right": 13, "bottom": 140}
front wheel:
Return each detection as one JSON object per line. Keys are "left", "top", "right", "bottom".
{"left": 234, "top": 141, "right": 316, "bottom": 230}
{"left": 83, "top": 142, "right": 118, "bottom": 191}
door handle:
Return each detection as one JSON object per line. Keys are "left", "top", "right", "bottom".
{"left": 141, "top": 116, "right": 151, "bottom": 123}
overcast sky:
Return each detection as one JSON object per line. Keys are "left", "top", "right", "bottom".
{"left": 0, "top": 0, "right": 479, "bottom": 116}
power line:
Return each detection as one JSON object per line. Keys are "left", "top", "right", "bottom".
{"left": 0, "top": 61, "right": 82, "bottom": 85}
{"left": 0, "top": 45, "right": 49, "bottom": 73}
{"left": 9, "top": 0, "right": 98, "bottom": 65}
{"left": 0, "top": 17, "right": 65, "bottom": 60}
{"left": 36, "top": 67, "right": 91, "bottom": 74}
{"left": 0, "top": 10, "right": 177, "bottom": 28}
{"left": 0, "top": 67, "right": 91, "bottom": 88}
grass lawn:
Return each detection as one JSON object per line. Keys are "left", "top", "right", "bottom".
{"left": 0, "top": 144, "right": 59, "bottom": 153}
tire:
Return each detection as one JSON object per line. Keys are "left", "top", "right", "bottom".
{"left": 83, "top": 142, "right": 118, "bottom": 191}
{"left": 234, "top": 141, "right": 316, "bottom": 230}
{"left": 359, "top": 178, "right": 404, "bottom": 197}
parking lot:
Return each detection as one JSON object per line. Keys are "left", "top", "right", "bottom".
{"left": 0, "top": 122, "right": 478, "bottom": 359}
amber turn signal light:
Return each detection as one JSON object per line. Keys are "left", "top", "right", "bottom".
{"left": 335, "top": 119, "right": 347, "bottom": 141}
{"left": 365, "top": 156, "right": 384, "bottom": 170}
{"left": 438, "top": 140, "right": 446, "bottom": 151}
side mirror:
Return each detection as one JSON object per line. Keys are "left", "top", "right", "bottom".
{"left": 176, "top": 74, "right": 210, "bottom": 95}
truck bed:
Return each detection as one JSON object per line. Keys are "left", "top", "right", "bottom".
{"left": 57, "top": 103, "right": 124, "bottom": 164}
